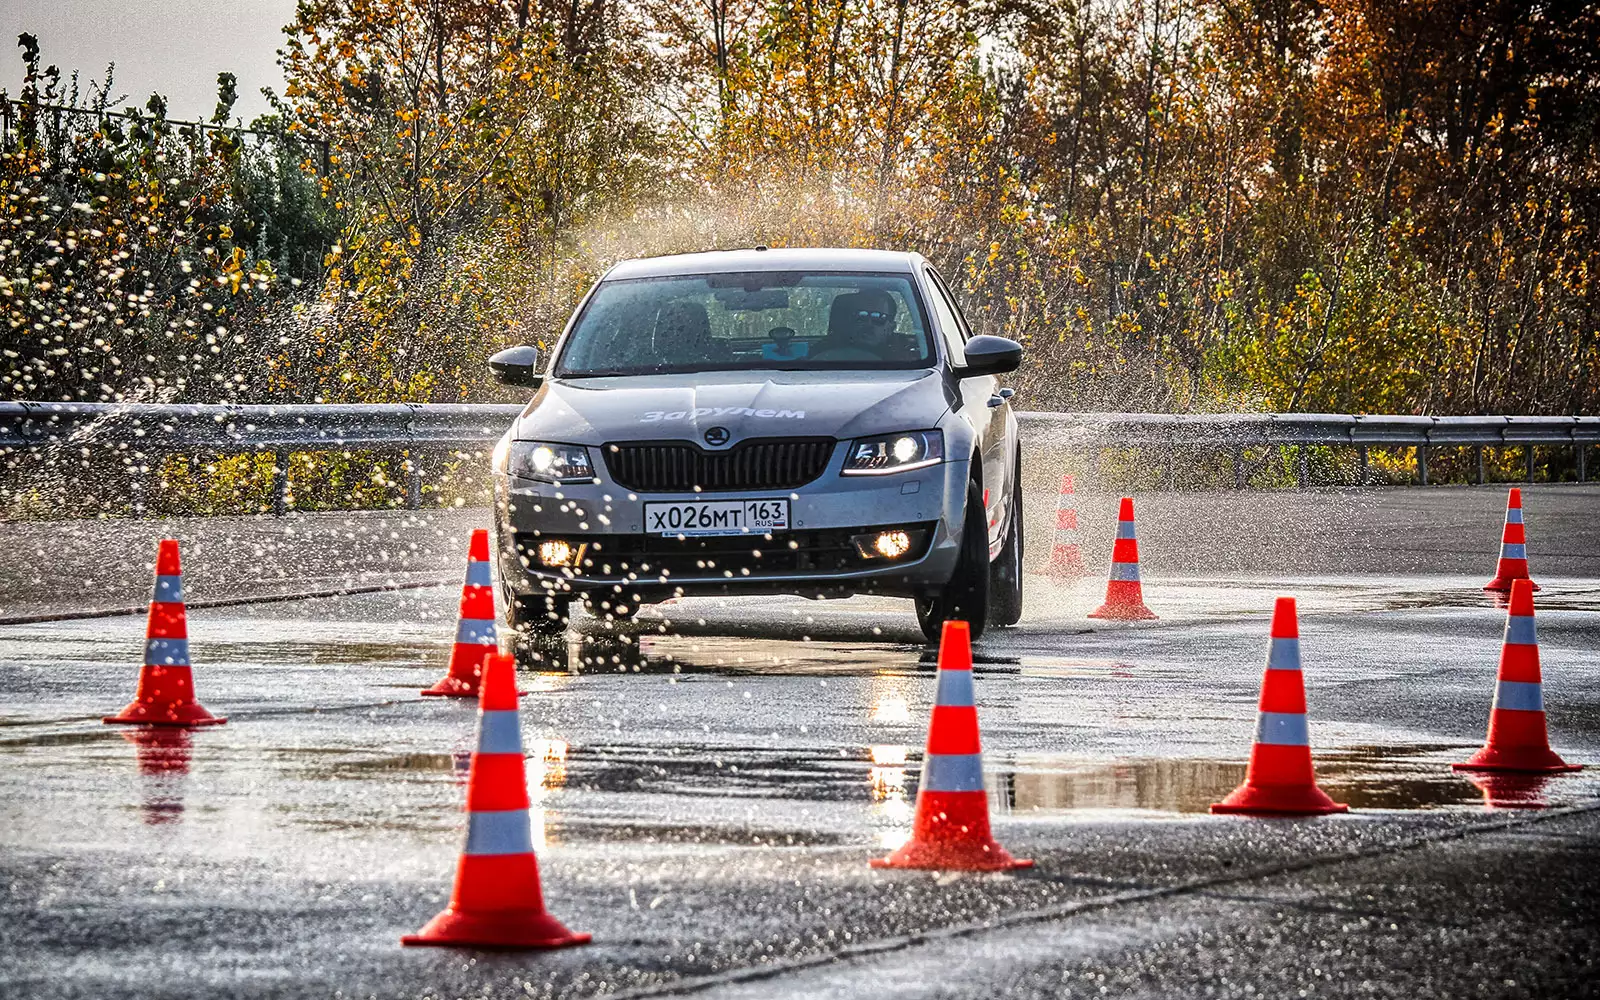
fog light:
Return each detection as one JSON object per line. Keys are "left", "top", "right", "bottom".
{"left": 874, "top": 530, "right": 912, "bottom": 559}
{"left": 538, "top": 539, "right": 576, "bottom": 567}
{"left": 851, "top": 528, "right": 924, "bottom": 561}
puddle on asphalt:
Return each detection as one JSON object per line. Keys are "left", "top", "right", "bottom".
{"left": 992, "top": 744, "right": 1591, "bottom": 813}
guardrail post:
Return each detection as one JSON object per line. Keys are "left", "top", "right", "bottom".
{"left": 1418, "top": 446, "right": 1429, "bottom": 486}
{"left": 1525, "top": 445, "right": 1535, "bottom": 483}
{"left": 1231, "top": 447, "right": 1244, "bottom": 489}
{"left": 130, "top": 453, "right": 148, "bottom": 519}
{"left": 271, "top": 448, "right": 290, "bottom": 516}
{"left": 1580, "top": 444, "right": 1588, "bottom": 483}
{"left": 406, "top": 456, "right": 422, "bottom": 509}
{"left": 1474, "top": 446, "right": 1485, "bottom": 485}
{"left": 1297, "top": 446, "right": 1310, "bottom": 489}
{"left": 1356, "top": 445, "right": 1368, "bottom": 486}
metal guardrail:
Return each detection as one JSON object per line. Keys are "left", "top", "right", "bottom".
{"left": 2, "top": 402, "right": 1596, "bottom": 512}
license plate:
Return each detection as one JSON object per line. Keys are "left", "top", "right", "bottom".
{"left": 644, "top": 499, "right": 790, "bottom": 537}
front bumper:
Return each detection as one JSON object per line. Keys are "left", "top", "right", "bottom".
{"left": 492, "top": 453, "right": 968, "bottom": 602}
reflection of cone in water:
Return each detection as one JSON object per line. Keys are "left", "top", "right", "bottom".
{"left": 1042, "top": 475, "right": 1085, "bottom": 579}
{"left": 122, "top": 728, "right": 192, "bottom": 825}
{"left": 1088, "top": 498, "right": 1157, "bottom": 620}
{"left": 1465, "top": 772, "right": 1552, "bottom": 810}
{"left": 403, "top": 651, "right": 589, "bottom": 949}
{"left": 1211, "top": 598, "right": 1347, "bottom": 816}
{"left": 1484, "top": 488, "right": 1539, "bottom": 592}
{"left": 423, "top": 530, "right": 499, "bottom": 697}
{"left": 104, "top": 540, "right": 226, "bottom": 727}
{"left": 872, "top": 621, "right": 1032, "bottom": 871}
{"left": 1454, "top": 580, "right": 1579, "bottom": 775}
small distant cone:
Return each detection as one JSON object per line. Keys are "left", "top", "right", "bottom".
{"left": 872, "top": 620, "right": 1032, "bottom": 871}
{"left": 1211, "top": 598, "right": 1347, "bottom": 816}
{"left": 1087, "top": 498, "right": 1157, "bottom": 620}
{"left": 403, "top": 651, "right": 590, "bottom": 949}
{"left": 104, "top": 540, "right": 225, "bottom": 727}
{"left": 1484, "top": 488, "right": 1540, "bottom": 592}
{"left": 423, "top": 530, "right": 499, "bottom": 697}
{"left": 1042, "top": 475, "right": 1085, "bottom": 579}
{"left": 1454, "top": 580, "right": 1579, "bottom": 774}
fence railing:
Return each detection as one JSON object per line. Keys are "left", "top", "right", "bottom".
{"left": 2, "top": 402, "right": 1596, "bottom": 513}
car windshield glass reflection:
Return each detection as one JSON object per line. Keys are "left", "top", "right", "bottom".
{"left": 556, "top": 272, "right": 933, "bottom": 376}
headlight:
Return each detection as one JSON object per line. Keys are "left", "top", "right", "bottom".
{"left": 507, "top": 441, "right": 595, "bottom": 484}
{"left": 841, "top": 430, "right": 943, "bottom": 476}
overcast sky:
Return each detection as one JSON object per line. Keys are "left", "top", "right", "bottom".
{"left": 3, "top": 0, "right": 295, "bottom": 123}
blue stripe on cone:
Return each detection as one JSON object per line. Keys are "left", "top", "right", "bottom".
{"left": 456, "top": 618, "right": 498, "bottom": 646}
{"left": 1253, "top": 711, "right": 1310, "bottom": 747}
{"left": 476, "top": 710, "right": 524, "bottom": 754}
{"left": 1494, "top": 680, "right": 1545, "bottom": 713}
{"left": 144, "top": 637, "right": 190, "bottom": 666}
{"left": 920, "top": 753, "right": 985, "bottom": 792}
{"left": 1266, "top": 637, "right": 1301, "bottom": 671}
{"left": 463, "top": 809, "right": 535, "bottom": 856}
{"left": 934, "top": 668, "right": 975, "bottom": 707}
{"left": 1505, "top": 616, "right": 1536, "bottom": 646}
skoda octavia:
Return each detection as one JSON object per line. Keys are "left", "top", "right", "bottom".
{"left": 488, "top": 247, "right": 1024, "bottom": 642}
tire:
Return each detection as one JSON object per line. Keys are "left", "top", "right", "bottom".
{"left": 506, "top": 589, "right": 572, "bottom": 635}
{"left": 916, "top": 479, "right": 990, "bottom": 643}
{"left": 988, "top": 458, "right": 1024, "bottom": 628}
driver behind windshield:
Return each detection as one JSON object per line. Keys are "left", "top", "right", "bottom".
{"left": 814, "top": 289, "right": 915, "bottom": 361}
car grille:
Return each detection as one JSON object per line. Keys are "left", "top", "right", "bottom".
{"left": 514, "top": 524, "right": 934, "bottom": 583}
{"left": 602, "top": 438, "right": 836, "bottom": 492}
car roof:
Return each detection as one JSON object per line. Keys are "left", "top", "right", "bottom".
{"left": 603, "top": 247, "right": 925, "bottom": 280}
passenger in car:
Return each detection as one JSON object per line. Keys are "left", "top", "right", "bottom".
{"left": 650, "top": 300, "right": 728, "bottom": 366}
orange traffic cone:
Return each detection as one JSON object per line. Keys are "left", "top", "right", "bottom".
{"left": 1484, "top": 488, "right": 1539, "bottom": 592}
{"left": 1087, "top": 497, "right": 1157, "bottom": 620}
{"left": 1453, "top": 579, "right": 1579, "bottom": 774}
{"left": 1042, "top": 475, "right": 1085, "bottom": 579}
{"left": 423, "top": 529, "right": 499, "bottom": 697}
{"left": 1211, "top": 598, "right": 1346, "bottom": 816}
{"left": 104, "top": 540, "right": 226, "bottom": 727}
{"left": 873, "top": 620, "right": 1032, "bottom": 871}
{"left": 403, "top": 651, "right": 590, "bottom": 949}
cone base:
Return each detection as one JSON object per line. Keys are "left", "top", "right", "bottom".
{"left": 420, "top": 676, "right": 480, "bottom": 698}
{"left": 103, "top": 702, "right": 226, "bottom": 727}
{"left": 1210, "top": 781, "right": 1348, "bottom": 816}
{"left": 870, "top": 839, "right": 1034, "bottom": 872}
{"left": 1483, "top": 577, "right": 1540, "bottom": 593}
{"left": 401, "top": 907, "right": 590, "bottom": 950}
{"left": 1088, "top": 602, "right": 1158, "bottom": 621}
{"left": 1452, "top": 745, "right": 1580, "bottom": 774}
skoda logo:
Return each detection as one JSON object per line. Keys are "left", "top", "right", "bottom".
{"left": 704, "top": 426, "right": 731, "bottom": 446}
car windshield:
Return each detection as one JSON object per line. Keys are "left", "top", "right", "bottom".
{"left": 555, "top": 271, "right": 934, "bottom": 376}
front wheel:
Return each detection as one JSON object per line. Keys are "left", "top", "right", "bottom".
{"left": 506, "top": 588, "right": 572, "bottom": 635}
{"left": 988, "top": 458, "right": 1024, "bottom": 628}
{"left": 915, "top": 480, "right": 990, "bottom": 643}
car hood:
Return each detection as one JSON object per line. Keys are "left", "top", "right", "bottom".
{"left": 514, "top": 369, "right": 950, "bottom": 445}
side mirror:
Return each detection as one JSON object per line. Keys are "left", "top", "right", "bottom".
{"left": 959, "top": 335, "right": 1022, "bottom": 377}
{"left": 489, "top": 345, "right": 543, "bottom": 388}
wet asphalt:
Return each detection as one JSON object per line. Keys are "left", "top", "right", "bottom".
{"left": 2, "top": 485, "right": 1599, "bottom": 998}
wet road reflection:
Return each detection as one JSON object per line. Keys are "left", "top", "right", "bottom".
{"left": 122, "top": 728, "right": 191, "bottom": 825}
{"left": 1463, "top": 772, "right": 1554, "bottom": 810}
